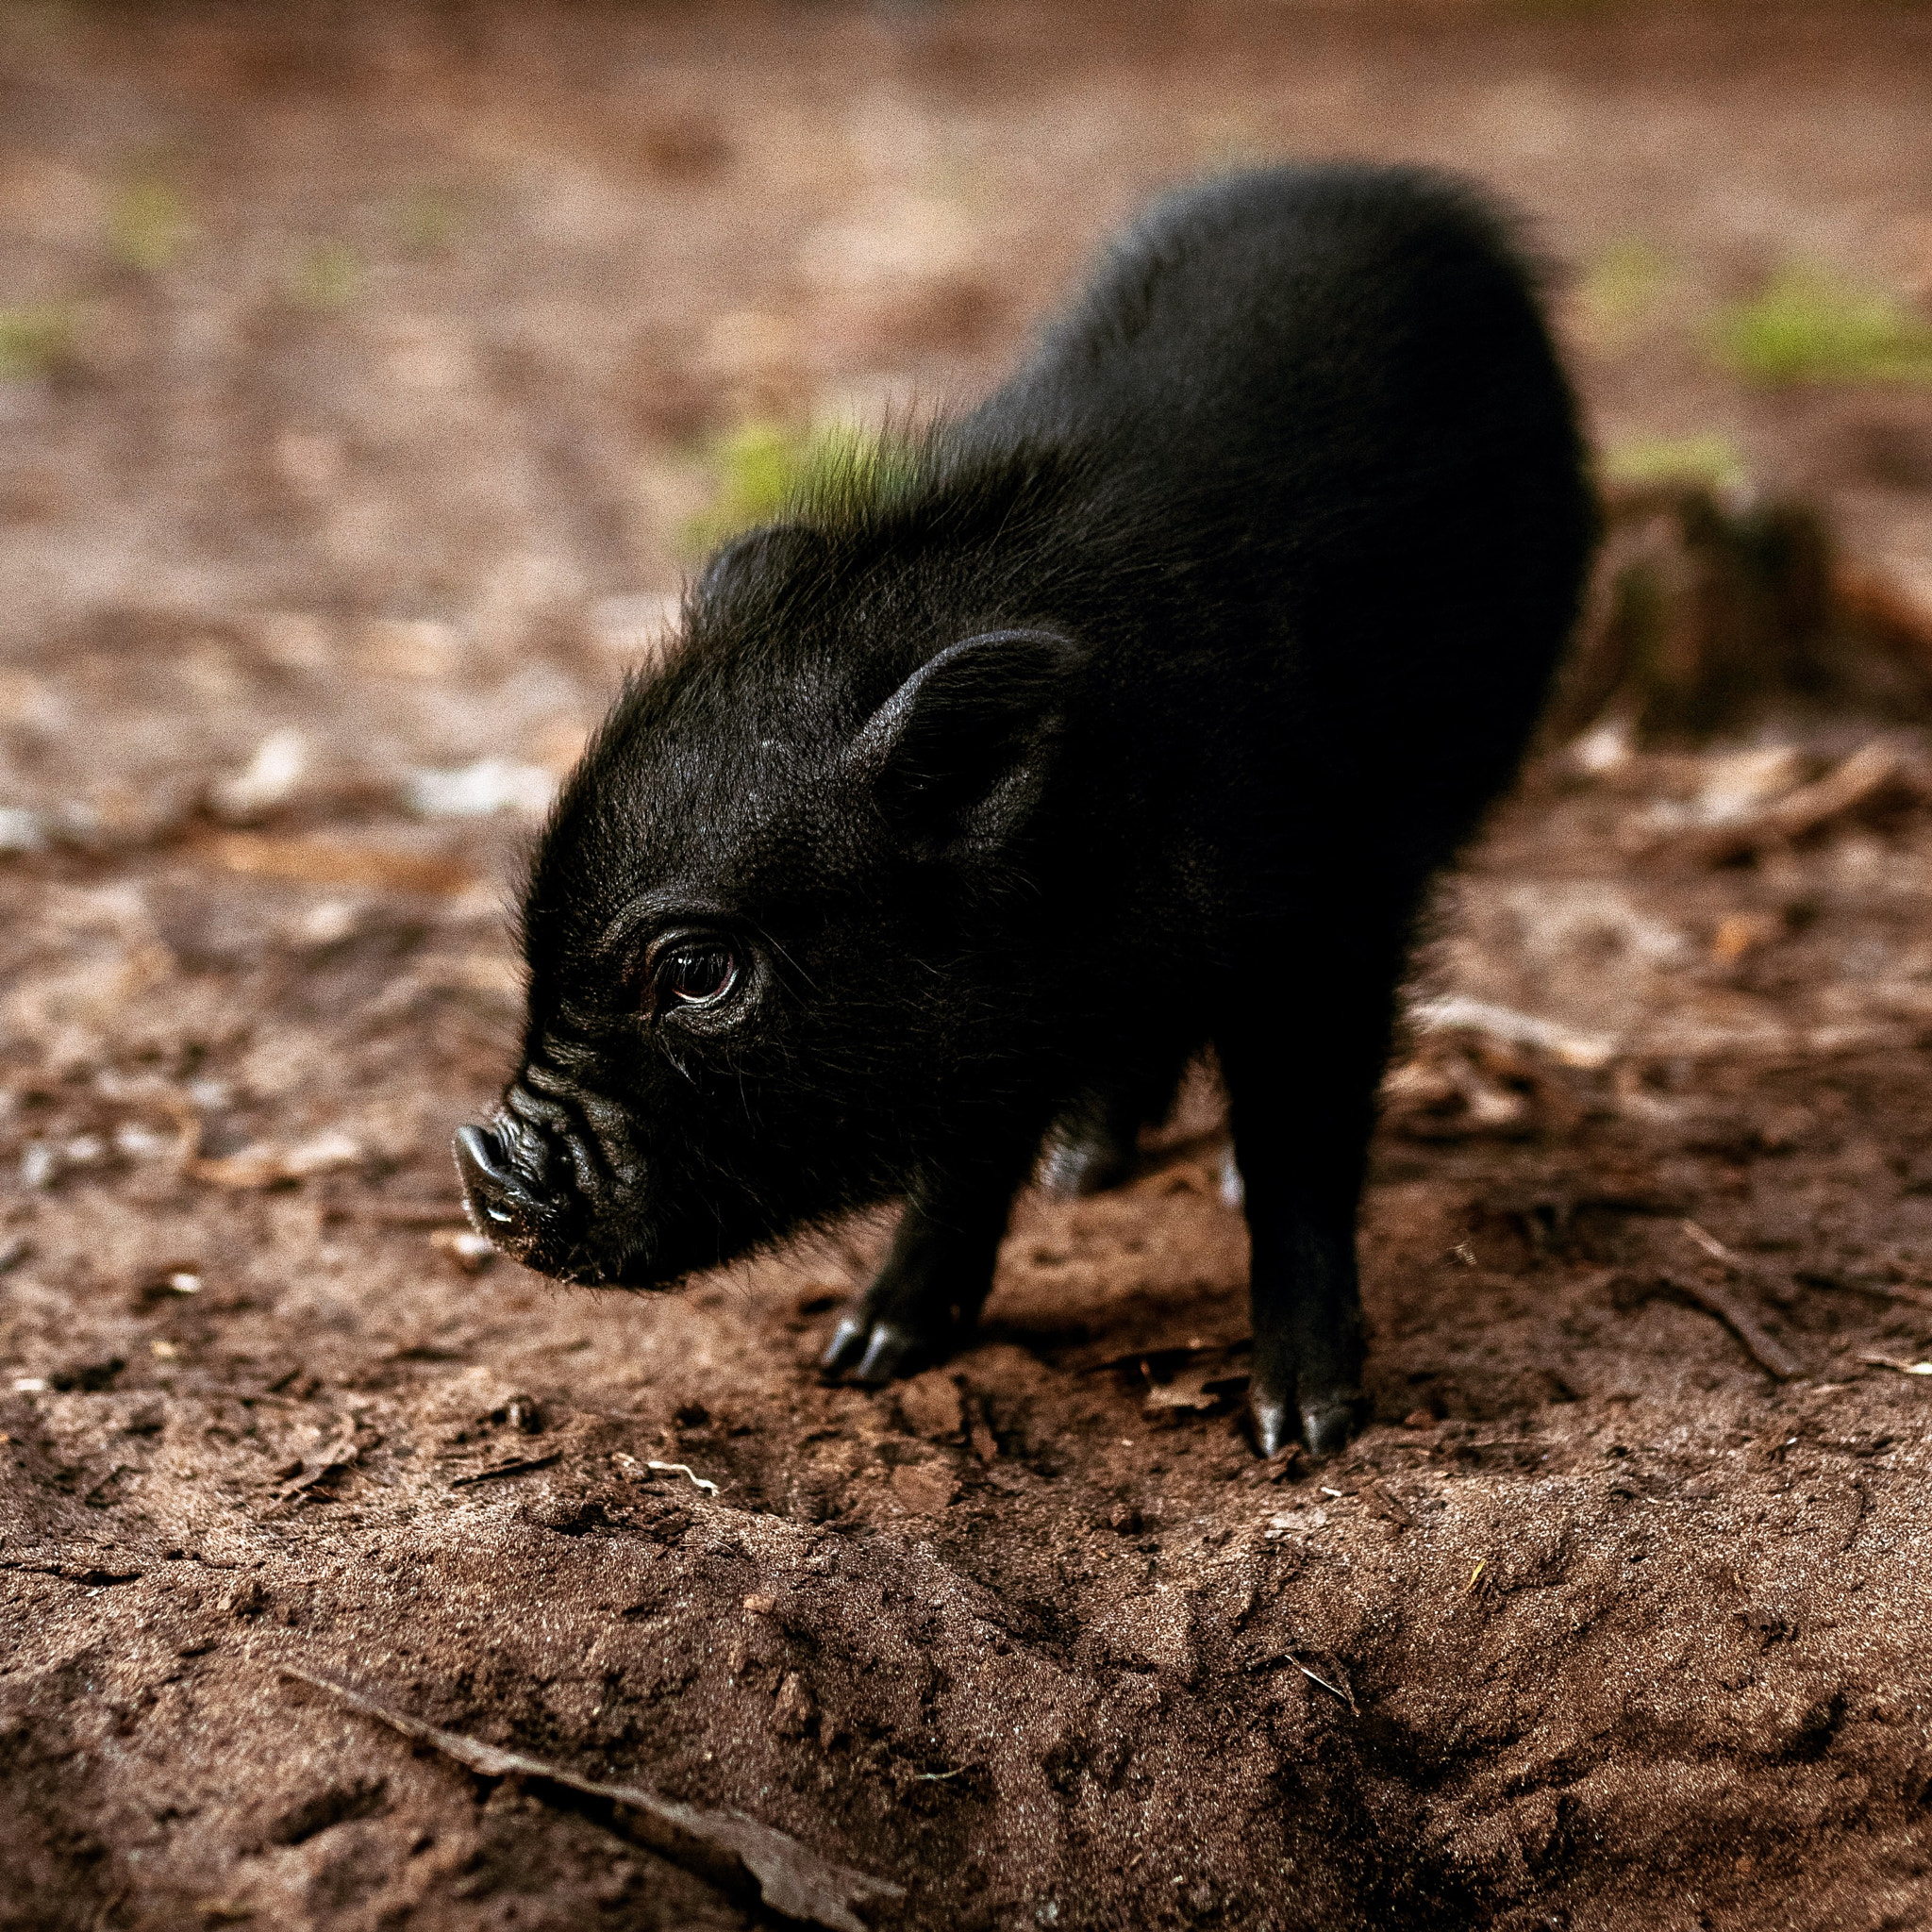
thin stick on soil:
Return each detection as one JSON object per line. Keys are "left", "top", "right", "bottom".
{"left": 1667, "top": 1224, "right": 1804, "bottom": 1380}
{"left": 1799, "top": 1272, "right": 1932, "bottom": 1312}
{"left": 281, "top": 1669, "right": 903, "bottom": 1932}
{"left": 1680, "top": 1220, "right": 1736, "bottom": 1264}
{"left": 1661, "top": 1273, "right": 1802, "bottom": 1381}
{"left": 1289, "top": 1657, "right": 1357, "bottom": 1712}
{"left": 448, "top": 1453, "right": 561, "bottom": 1487}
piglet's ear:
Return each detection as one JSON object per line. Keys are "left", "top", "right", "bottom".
{"left": 845, "top": 628, "right": 1082, "bottom": 849}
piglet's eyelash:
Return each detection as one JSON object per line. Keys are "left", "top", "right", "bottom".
{"left": 641, "top": 938, "right": 742, "bottom": 1014}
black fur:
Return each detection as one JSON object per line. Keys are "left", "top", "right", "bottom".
{"left": 456, "top": 164, "right": 1596, "bottom": 1457}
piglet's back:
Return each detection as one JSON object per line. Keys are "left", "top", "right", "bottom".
{"left": 945, "top": 165, "right": 1594, "bottom": 853}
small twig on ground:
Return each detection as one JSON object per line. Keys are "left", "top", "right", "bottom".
{"left": 1665, "top": 1224, "right": 1803, "bottom": 1381}
{"left": 187, "top": 829, "right": 479, "bottom": 896}
{"left": 1660, "top": 1273, "right": 1802, "bottom": 1381}
{"left": 647, "top": 1460, "right": 720, "bottom": 1496}
{"left": 1078, "top": 1338, "right": 1248, "bottom": 1376}
{"left": 1286, "top": 1652, "right": 1357, "bottom": 1714}
{"left": 1857, "top": 1355, "right": 1932, "bottom": 1376}
{"left": 448, "top": 1452, "right": 561, "bottom": 1488}
{"left": 1798, "top": 1271, "right": 1932, "bottom": 1312}
{"left": 0, "top": 1555, "right": 145, "bottom": 1586}
{"left": 1680, "top": 1219, "right": 1735, "bottom": 1263}
{"left": 1657, "top": 740, "right": 1929, "bottom": 867}
{"left": 1765, "top": 741, "right": 1924, "bottom": 843}
{"left": 280, "top": 1669, "right": 902, "bottom": 1932}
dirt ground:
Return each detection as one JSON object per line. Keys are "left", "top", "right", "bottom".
{"left": 6, "top": 6, "right": 1932, "bottom": 1929}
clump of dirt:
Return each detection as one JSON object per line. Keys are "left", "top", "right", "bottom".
{"left": 8, "top": 6, "right": 1932, "bottom": 1930}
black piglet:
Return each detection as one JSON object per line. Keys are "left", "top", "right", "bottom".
{"left": 457, "top": 165, "right": 1596, "bottom": 1457}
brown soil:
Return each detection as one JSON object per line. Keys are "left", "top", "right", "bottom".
{"left": 6, "top": 8, "right": 1932, "bottom": 1931}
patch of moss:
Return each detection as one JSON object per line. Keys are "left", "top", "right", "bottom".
{"left": 679, "top": 420, "right": 916, "bottom": 556}
{"left": 1575, "top": 238, "right": 1672, "bottom": 347}
{"left": 1601, "top": 432, "right": 1747, "bottom": 493}
{"left": 1710, "top": 268, "right": 1932, "bottom": 388}
{"left": 109, "top": 180, "right": 190, "bottom": 272}
{"left": 0, "top": 302, "right": 79, "bottom": 379}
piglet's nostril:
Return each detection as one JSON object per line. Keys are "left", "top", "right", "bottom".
{"left": 455, "top": 1122, "right": 508, "bottom": 1181}
{"left": 455, "top": 1124, "right": 526, "bottom": 1227}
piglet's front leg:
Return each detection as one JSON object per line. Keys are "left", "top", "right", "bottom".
{"left": 821, "top": 1171, "right": 1018, "bottom": 1384}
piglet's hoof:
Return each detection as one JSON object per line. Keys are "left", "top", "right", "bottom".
{"left": 1248, "top": 1386, "right": 1366, "bottom": 1458}
{"left": 1299, "top": 1392, "right": 1368, "bottom": 1459}
{"left": 819, "top": 1313, "right": 871, "bottom": 1374}
{"left": 1250, "top": 1391, "right": 1296, "bottom": 1460}
{"left": 819, "top": 1313, "right": 931, "bottom": 1384}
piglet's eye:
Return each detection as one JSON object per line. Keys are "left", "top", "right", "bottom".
{"left": 653, "top": 942, "right": 740, "bottom": 1011}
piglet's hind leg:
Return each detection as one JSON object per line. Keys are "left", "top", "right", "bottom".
{"left": 1237, "top": 1177, "right": 1368, "bottom": 1457}
{"left": 1221, "top": 979, "right": 1391, "bottom": 1456}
